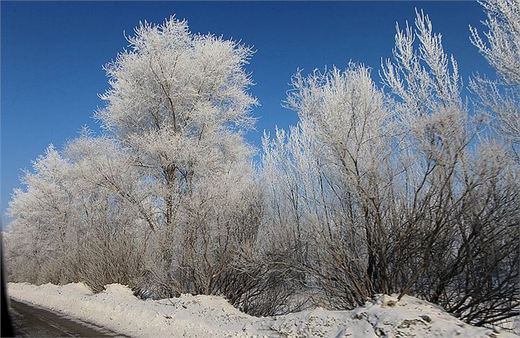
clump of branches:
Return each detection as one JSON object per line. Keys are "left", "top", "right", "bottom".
{"left": 261, "top": 6, "right": 519, "bottom": 327}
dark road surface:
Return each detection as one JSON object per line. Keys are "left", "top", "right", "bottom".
{"left": 9, "top": 299, "right": 127, "bottom": 337}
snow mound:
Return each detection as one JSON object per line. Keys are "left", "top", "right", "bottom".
{"left": 269, "top": 295, "right": 517, "bottom": 338}
{"left": 7, "top": 283, "right": 518, "bottom": 338}
{"left": 103, "top": 283, "right": 135, "bottom": 297}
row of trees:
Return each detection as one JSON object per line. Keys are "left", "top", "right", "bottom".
{"left": 5, "top": 0, "right": 519, "bottom": 328}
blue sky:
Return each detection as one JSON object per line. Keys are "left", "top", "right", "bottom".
{"left": 1, "top": 1, "right": 494, "bottom": 224}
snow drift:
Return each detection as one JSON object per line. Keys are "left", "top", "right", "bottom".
{"left": 7, "top": 282, "right": 518, "bottom": 337}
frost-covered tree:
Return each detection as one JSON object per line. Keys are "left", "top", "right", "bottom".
{"left": 261, "top": 64, "right": 395, "bottom": 308}
{"left": 380, "top": 9, "right": 470, "bottom": 297}
{"left": 93, "top": 16, "right": 260, "bottom": 297}
{"left": 470, "top": 0, "right": 520, "bottom": 84}
{"left": 6, "top": 146, "right": 75, "bottom": 284}
{"left": 96, "top": 16, "right": 256, "bottom": 238}
{"left": 470, "top": 0, "right": 520, "bottom": 150}
{"left": 377, "top": 9, "right": 517, "bottom": 325}
{"left": 6, "top": 137, "right": 146, "bottom": 290}
{"left": 63, "top": 133, "right": 146, "bottom": 291}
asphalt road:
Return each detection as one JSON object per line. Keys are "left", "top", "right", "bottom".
{"left": 9, "top": 299, "right": 127, "bottom": 337}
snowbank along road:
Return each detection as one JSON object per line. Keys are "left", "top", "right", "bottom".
{"left": 7, "top": 282, "right": 520, "bottom": 338}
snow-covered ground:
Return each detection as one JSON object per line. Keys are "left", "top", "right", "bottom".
{"left": 7, "top": 282, "right": 518, "bottom": 338}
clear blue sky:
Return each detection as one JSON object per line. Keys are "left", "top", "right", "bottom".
{"left": 1, "top": 1, "right": 494, "bottom": 225}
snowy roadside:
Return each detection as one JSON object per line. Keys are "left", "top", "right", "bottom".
{"left": 7, "top": 282, "right": 518, "bottom": 338}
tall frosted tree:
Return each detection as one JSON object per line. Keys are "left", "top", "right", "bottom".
{"left": 97, "top": 16, "right": 256, "bottom": 226}
{"left": 95, "top": 16, "right": 259, "bottom": 295}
